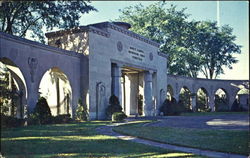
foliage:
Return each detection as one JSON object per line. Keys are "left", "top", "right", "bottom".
{"left": 215, "top": 94, "right": 229, "bottom": 112}
{"left": 0, "top": 65, "right": 19, "bottom": 116}
{"left": 33, "top": 97, "right": 52, "bottom": 124}
{"left": 192, "top": 21, "right": 241, "bottom": 79}
{"left": 159, "top": 98, "right": 183, "bottom": 116}
{"left": 106, "top": 95, "right": 122, "bottom": 120}
{"left": 230, "top": 99, "right": 247, "bottom": 112}
{"left": 112, "top": 112, "right": 127, "bottom": 122}
{"left": 76, "top": 98, "right": 89, "bottom": 121}
{"left": 118, "top": 2, "right": 241, "bottom": 79}
{"left": 0, "top": 1, "right": 97, "bottom": 43}
{"left": 179, "top": 88, "right": 192, "bottom": 111}
{"left": 51, "top": 114, "right": 72, "bottom": 124}
{"left": 231, "top": 99, "right": 240, "bottom": 112}
{"left": 196, "top": 89, "right": 210, "bottom": 112}
{"left": 27, "top": 113, "right": 40, "bottom": 125}
{"left": 0, "top": 114, "right": 25, "bottom": 128}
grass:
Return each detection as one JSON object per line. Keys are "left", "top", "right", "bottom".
{"left": 113, "top": 121, "right": 249, "bottom": 155}
{"left": 1, "top": 121, "right": 206, "bottom": 158}
{"left": 180, "top": 112, "right": 248, "bottom": 116}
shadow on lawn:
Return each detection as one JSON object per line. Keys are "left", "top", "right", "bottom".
{"left": 1, "top": 122, "right": 201, "bottom": 158}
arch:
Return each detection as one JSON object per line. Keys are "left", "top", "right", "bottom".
{"left": 0, "top": 58, "right": 28, "bottom": 118}
{"left": 232, "top": 87, "right": 249, "bottom": 111}
{"left": 179, "top": 86, "right": 192, "bottom": 111}
{"left": 196, "top": 87, "right": 210, "bottom": 112}
{"left": 38, "top": 67, "right": 72, "bottom": 116}
{"left": 214, "top": 88, "right": 229, "bottom": 112}
{"left": 167, "top": 84, "right": 174, "bottom": 100}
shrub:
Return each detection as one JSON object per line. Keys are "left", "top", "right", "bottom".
{"left": 106, "top": 95, "right": 122, "bottom": 120}
{"left": 231, "top": 99, "right": 240, "bottom": 112}
{"left": 0, "top": 114, "right": 25, "bottom": 128}
{"left": 27, "top": 113, "right": 40, "bottom": 125}
{"left": 33, "top": 97, "right": 52, "bottom": 124}
{"left": 51, "top": 114, "right": 72, "bottom": 124}
{"left": 159, "top": 98, "right": 183, "bottom": 116}
{"left": 112, "top": 112, "right": 127, "bottom": 122}
{"left": 76, "top": 99, "right": 89, "bottom": 121}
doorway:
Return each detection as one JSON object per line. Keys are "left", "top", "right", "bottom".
{"left": 121, "top": 66, "right": 144, "bottom": 116}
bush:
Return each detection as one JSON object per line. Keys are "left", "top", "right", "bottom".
{"left": 231, "top": 99, "right": 240, "bottom": 112}
{"left": 27, "top": 113, "right": 40, "bottom": 125}
{"left": 106, "top": 95, "right": 122, "bottom": 120}
{"left": 112, "top": 112, "right": 127, "bottom": 122}
{"left": 33, "top": 97, "right": 52, "bottom": 124}
{"left": 51, "top": 114, "right": 72, "bottom": 124}
{"left": 76, "top": 99, "right": 89, "bottom": 121}
{"left": 160, "top": 98, "right": 183, "bottom": 116}
{"left": 0, "top": 114, "right": 25, "bottom": 128}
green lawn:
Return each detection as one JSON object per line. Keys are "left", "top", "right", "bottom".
{"left": 181, "top": 112, "right": 248, "bottom": 116}
{"left": 113, "top": 121, "right": 249, "bottom": 155}
{"left": 1, "top": 121, "right": 206, "bottom": 158}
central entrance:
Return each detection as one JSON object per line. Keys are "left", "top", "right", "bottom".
{"left": 111, "top": 63, "right": 154, "bottom": 117}
{"left": 121, "top": 66, "right": 144, "bottom": 116}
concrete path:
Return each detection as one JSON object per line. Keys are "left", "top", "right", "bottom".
{"left": 146, "top": 114, "right": 249, "bottom": 130}
{"left": 96, "top": 122, "right": 248, "bottom": 158}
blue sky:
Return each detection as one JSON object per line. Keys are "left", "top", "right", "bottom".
{"left": 79, "top": 1, "right": 249, "bottom": 80}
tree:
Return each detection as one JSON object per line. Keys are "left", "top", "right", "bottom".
{"left": 0, "top": 1, "right": 97, "bottom": 43}
{"left": 118, "top": 2, "right": 241, "bottom": 79}
{"left": 118, "top": 2, "right": 202, "bottom": 77}
{"left": 193, "top": 21, "right": 241, "bottom": 79}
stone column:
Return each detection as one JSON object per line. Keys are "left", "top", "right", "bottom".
{"left": 112, "top": 64, "right": 122, "bottom": 104}
{"left": 209, "top": 95, "right": 215, "bottom": 112}
{"left": 191, "top": 95, "right": 196, "bottom": 112}
{"left": 27, "top": 83, "right": 39, "bottom": 115}
{"left": 143, "top": 70, "right": 153, "bottom": 116}
{"left": 174, "top": 94, "right": 179, "bottom": 102}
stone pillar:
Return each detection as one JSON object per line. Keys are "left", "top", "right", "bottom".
{"left": 112, "top": 64, "right": 122, "bottom": 104}
{"left": 209, "top": 95, "right": 215, "bottom": 112}
{"left": 228, "top": 95, "right": 236, "bottom": 110}
{"left": 174, "top": 94, "right": 179, "bottom": 102}
{"left": 27, "top": 83, "right": 39, "bottom": 115}
{"left": 143, "top": 70, "right": 153, "bottom": 116}
{"left": 191, "top": 95, "right": 196, "bottom": 112}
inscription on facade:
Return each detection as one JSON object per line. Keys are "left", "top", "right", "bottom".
{"left": 128, "top": 46, "right": 145, "bottom": 62}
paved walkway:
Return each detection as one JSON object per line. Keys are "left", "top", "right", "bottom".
{"left": 146, "top": 114, "right": 249, "bottom": 130}
{"left": 96, "top": 121, "right": 247, "bottom": 158}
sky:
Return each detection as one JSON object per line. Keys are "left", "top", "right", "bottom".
{"left": 78, "top": 1, "right": 249, "bottom": 80}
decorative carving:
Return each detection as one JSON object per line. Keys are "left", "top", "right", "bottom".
{"left": 96, "top": 82, "right": 106, "bottom": 119}
{"left": 28, "top": 57, "right": 38, "bottom": 83}
{"left": 117, "top": 41, "right": 123, "bottom": 52}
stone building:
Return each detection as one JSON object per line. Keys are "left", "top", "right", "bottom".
{"left": 45, "top": 22, "right": 168, "bottom": 119}
{"left": 0, "top": 22, "right": 168, "bottom": 120}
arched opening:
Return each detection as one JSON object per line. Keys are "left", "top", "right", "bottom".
{"left": 215, "top": 88, "right": 229, "bottom": 112}
{"left": 179, "top": 86, "right": 191, "bottom": 111}
{"left": 196, "top": 87, "right": 209, "bottom": 112}
{"left": 232, "top": 87, "right": 249, "bottom": 111}
{"left": 39, "top": 67, "right": 72, "bottom": 116}
{"left": 0, "top": 58, "right": 28, "bottom": 118}
{"left": 167, "top": 84, "right": 174, "bottom": 101}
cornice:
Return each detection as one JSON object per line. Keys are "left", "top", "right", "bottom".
{"left": 106, "top": 22, "right": 160, "bottom": 48}
{"left": 0, "top": 32, "right": 82, "bottom": 58}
